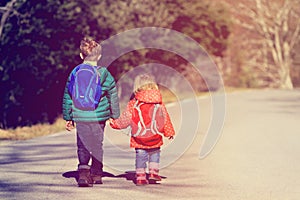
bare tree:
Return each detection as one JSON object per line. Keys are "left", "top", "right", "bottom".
{"left": 0, "top": 0, "right": 26, "bottom": 42}
{"left": 0, "top": 0, "right": 20, "bottom": 40}
{"left": 225, "top": 0, "right": 300, "bottom": 89}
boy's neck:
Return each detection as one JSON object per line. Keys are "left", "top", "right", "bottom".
{"left": 83, "top": 60, "right": 97, "bottom": 66}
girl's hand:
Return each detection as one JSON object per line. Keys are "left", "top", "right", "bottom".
{"left": 168, "top": 136, "right": 174, "bottom": 140}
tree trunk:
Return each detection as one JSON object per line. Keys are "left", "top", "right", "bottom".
{"left": 279, "top": 64, "right": 293, "bottom": 89}
{"left": 280, "top": 76, "right": 293, "bottom": 89}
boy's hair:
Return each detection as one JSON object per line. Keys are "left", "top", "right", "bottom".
{"left": 80, "top": 37, "right": 102, "bottom": 61}
{"left": 134, "top": 74, "right": 158, "bottom": 93}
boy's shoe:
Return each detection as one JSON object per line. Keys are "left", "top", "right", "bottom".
{"left": 149, "top": 173, "right": 162, "bottom": 181}
{"left": 77, "top": 168, "right": 93, "bottom": 187}
{"left": 91, "top": 174, "right": 103, "bottom": 184}
{"left": 136, "top": 179, "right": 149, "bottom": 186}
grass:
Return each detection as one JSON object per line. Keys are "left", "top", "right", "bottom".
{"left": 0, "top": 117, "right": 66, "bottom": 141}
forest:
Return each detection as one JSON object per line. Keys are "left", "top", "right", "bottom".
{"left": 0, "top": 0, "right": 300, "bottom": 129}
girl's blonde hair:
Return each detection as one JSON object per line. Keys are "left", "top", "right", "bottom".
{"left": 80, "top": 37, "right": 102, "bottom": 61}
{"left": 133, "top": 74, "right": 158, "bottom": 93}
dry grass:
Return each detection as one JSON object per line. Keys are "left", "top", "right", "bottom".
{"left": 0, "top": 117, "right": 65, "bottom": 141}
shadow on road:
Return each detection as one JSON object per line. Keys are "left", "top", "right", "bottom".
{"left": 62, "top": 170, "right": 166, "bottom": 185}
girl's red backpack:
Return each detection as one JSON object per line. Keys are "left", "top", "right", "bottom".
{"left": 131, "top": 101, "right": 165, "bottom": 146}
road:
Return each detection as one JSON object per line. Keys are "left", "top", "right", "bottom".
{"left": 0, "top": 89, "right": 300, "bottom": 200}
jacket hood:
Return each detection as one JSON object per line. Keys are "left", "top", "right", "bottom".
{"left": 135, "top": 89, "right": 162, "bottom": 103}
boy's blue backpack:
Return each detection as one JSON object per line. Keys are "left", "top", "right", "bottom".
{"left": 68, "top": 64, "right": 102, "bottom": 111}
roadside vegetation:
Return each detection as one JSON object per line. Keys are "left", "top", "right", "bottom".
{"left": 0, "top": 0, "right": 299, "bottom": 139}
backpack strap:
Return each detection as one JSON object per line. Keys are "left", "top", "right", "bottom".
{"left": 133, "top": 100, "right": 147, "bottom": 137}
{"left": 132, "top": 101, "right": 163, "bottom": 137}
{"left": 150, "top": 104, "right": 163, "bottom": 136}
{"left": 95, "top": 65, "right": 101, "bottom": 76}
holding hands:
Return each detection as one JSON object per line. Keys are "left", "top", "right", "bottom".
{"left": 108, "top": 118, "right": 115, "bottom": 126}
{"left": 65, "top": 120, "right": 75, "bottom": 131}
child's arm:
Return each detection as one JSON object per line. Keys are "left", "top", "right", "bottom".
{"left": 110, "top": 100, "right": 134, "bottom": 129}
{"left": 161, "top": 103, "right": 175, "bottom": 138}
{"left": 62, "top": 73, "right": 73, "bottom": 122}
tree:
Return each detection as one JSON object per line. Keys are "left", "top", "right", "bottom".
{"left": 0, "top": 0, "right": 23, "bottom": 39}
{"left": 170, "top": 0, "right": 232, "bottom": 57}
{"left": 0, "top": 0, "right": 107, "bottom": 128}
{"left": 0, "top": 0, "right": 66, "bottom": 128}
{"left": 224, "top": 0, "right": 300, "bottom": 89}
{"left": 96, "top": 0, "right": 232, "bottom": 91}
{"left": 0, "top": 0, "right": 232, "bottom": 128}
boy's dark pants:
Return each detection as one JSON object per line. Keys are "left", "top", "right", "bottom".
{"left": 76, "top": 122, "right": 105, "bottom": 176}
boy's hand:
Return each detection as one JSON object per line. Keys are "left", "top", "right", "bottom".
{"left": 65, "top": 121, "right": 75, "bottom": 131}
{"left": 106, "top": 118, "right": 113, "bottom": 126}
{"left": 108, "top": 118, "right": 115, "bottom": 126}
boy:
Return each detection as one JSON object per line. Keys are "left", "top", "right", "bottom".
{"left": 62, "top": 37, "right": 120, "bottom": 187}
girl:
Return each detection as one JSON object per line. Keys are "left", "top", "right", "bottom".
{"left": 110, "top": 74, "right": 175, "bottom": 186}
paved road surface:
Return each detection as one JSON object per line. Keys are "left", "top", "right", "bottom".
{"left": 1, "top": 89, "right": 300, "bottom": 200}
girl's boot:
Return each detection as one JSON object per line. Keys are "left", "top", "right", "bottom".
{"left": 135, "top": 168, "right": 148, "bottom": 186}
{"left": 149, "top": 162, "right": 161, "bottom": 181}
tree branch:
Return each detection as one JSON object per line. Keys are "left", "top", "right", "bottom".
{"left": 0, "top": 0, "right": 18, "bottom": 39}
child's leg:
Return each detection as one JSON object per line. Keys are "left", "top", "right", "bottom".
{"left": 90, "top": 122, "right": 105, "bottom": 184}
{"left": 91, "top": 155, "right": 103, "bottom": 184}
{"left": 148, "top": 148, "right": 162, "bottom": 181}
{"left": 76, "top": 123, "right": 91, "bottom": 168}
{"left": 135, "top": 148, "right": 149, "bottom": 185}
{"left": 76, "top": 123, "right": 93, "bottom": 187}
